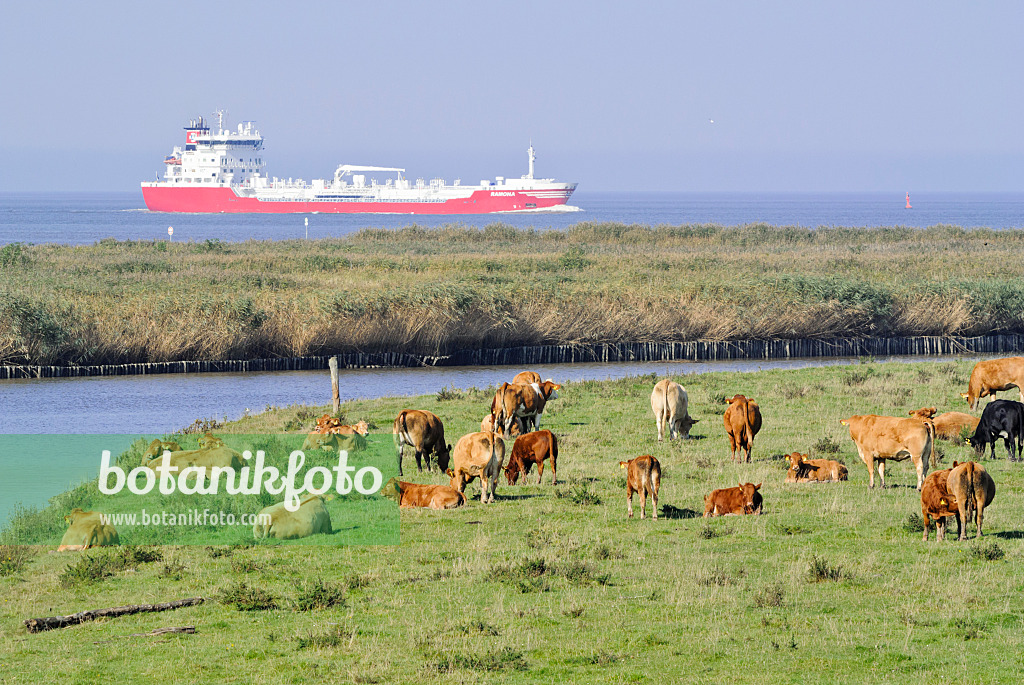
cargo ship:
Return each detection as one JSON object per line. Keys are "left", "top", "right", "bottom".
{"left": 141, "top": 112, "right": 577, "bottom": 214}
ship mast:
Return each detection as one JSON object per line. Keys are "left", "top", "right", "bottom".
{"left": 527, "top": 141, "right": 535, "bottom": 180}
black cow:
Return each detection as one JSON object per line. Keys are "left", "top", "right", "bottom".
{"left": 969, "top": 399, "right": 1024, "bottom": 461}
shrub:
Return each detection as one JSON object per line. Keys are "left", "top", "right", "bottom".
{"left": 807, "top": 555, "right": 851, "bottom": 582}
{"left": 218, "top": 581, "right": 278, "bottom": 611}
{"left": 968, "top": 540, "right": 1005, "bottom": 561}
{"left": 296, "top": 626, "right": 346, "bottom": 650}
{"left": 0, "top": 545, "right": 35, "bottom": 576}
{"left": 431, "top": 647, "right": 528, "bottom": 673}
{"left": 753, "top": 583, "right": 786, "bottom": 608}
{"left": 294, "top": 578, "right": 346, "bottom": 611}
{"left": 435, "top": 385, "right": 464, "bottom": 401}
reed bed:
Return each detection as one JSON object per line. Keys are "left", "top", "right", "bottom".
{"left": 2, "top": 222, "right": 1024, "bottom": 366}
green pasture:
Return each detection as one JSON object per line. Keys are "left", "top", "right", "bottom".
{"left": 2, "top": 359, "right": 1024, "bottom": 683}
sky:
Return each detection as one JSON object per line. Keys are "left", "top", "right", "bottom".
{"left": 1, "top": 1, "right": 1022, "bottom": 193}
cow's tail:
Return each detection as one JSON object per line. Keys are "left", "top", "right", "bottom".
{"left": 658, "top": 382, "right": 670, "bottom": 429}
{"left": 924, "top": 419, "right": 937, "bottom": 467}
{"left": 650, "top": 459, "right": 661, "bottom": 496}
{"left": 492, "top": 383, "right": 508, "bottom": 437}
{"left": 966, "top": 462, "right": 979, "bottom": 522}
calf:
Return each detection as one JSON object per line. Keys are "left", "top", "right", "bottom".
{"left": 968, "top": 399, "right": 1024, "bottom": 461}
{"left": 650, "top": 379, "right": 698, "bottom": 441}
{"left": 446, "top": 431, "right": 505, "bottom": 504}
{"left": 960, "top": 356, "right": 1024, "bottom": 411}
{"left": 703, "top": 483, "right": 763, "bottom": 517}
{"left": 784, "top": 452, "right": 847, "bottom": 482}
{"left": 57, "top": 509, "right": 119, "bottom": 551}
{"left": 723, "top": 394, "right": 762, "bottom": 463}
{"left": 947, "top": 461, "right": 996, "bottom": 541}
{"left": 619, "top": 455, "right": 661, "bottom": 520}
{"left": 393, "top": 409, "right": 451, "bottom": 476}
{"left": 920, "top": 468, "right": 958, "bottom": 542}
{"left": 382, "top": 478, "right": 465, "bottom": 509}
{"left": 505, "top": 429, "right": 558, "bottom": 485}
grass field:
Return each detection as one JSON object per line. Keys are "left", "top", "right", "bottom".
{"left": 4, "top": 223, "right": 1024, "bottom": 365}
{"left": 3, "top": 359, "right": 1024, "bottom": 683}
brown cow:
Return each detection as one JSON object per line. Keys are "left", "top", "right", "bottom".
{"left": 961, "top": 357, "right": 1024, "bottom": 411}
{"left": 840, "top": 415, "right": 933, "bottom": 490}
{"left": 446, "top": 431, "right": 505, "bottom": 504}
{"left": 784, "top": 452, "right": 848, "bottom": 483}
{"left": 908, "top": 407, "right": 980, "bottom": 441}
{"left": 947, "top": 461, "right": 996, "bottom": 541}
{"left": 382, "top": 478, "right": 466, "bottom": 509}
{"left": 393, "top": 410, "right": 451, "bottom": 477}
{"left": 141, "top": 436, "right": 243, "bottom": 473}
{"left": 920, "top": 468, "right": 958, "bottom": 542}
{"left": 703, "top": 483, "right": 763, "bottom": 517}
{"left": 619, "top": 455, "right": 661, "bottom": 520}
{"left": 481, "top": 413, "right": 525, "bottom": 439}
{"left": 313, "top": 415, "right": 369, "bottom": 436}
{"left": 650, "top": 379, "right": 698, "bottom": 441}
{"left": 512, "top": 371, "right": 542, "bottom": 385}
{"left": 505, "top": 429, "right": 558, "bottom": 485}
{"left": 57, "top": 509, "right": 119, "bottom": 551}
{"left": 723, "top": 395, "right": 762, "bottom": 463}
{"left": 491, "top": 380, "right": 561, "bottom": 434}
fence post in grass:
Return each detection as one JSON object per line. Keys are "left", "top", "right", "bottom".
{"left": 329, "top": 356, "right": 340, "bottom": 414}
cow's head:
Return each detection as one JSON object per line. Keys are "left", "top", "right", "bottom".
{"left": 64, "top": 508, "right": 87, "bottom": 524}
{"left": 967, "top": 432, "right": 987, "bottom": 456}
{"left": 198, "top": 433, "right": 223, "bottom": 450}
{"left": 352, "top": 420, "right": 370, "bottom": 436}
{"left": 504, "top": 458, "right": 522, "bottom": 485}
{"left": 434, "top": 443, "right": 452, "bottom": 472}
{"left": 724, "top": 395, "right": 747, "bottom": 406}
{"left": 539, "top": 381, "right": 561, "bottom": 400}
{"left": 839, "top": 418, "right": 851, "bottom": 426}
{"left": 679, "top": 416, "right": 699, "bottom": 439}
{"left": 381, "top": 478, "right": 403, "bottom": 503}
{"left": 909, "top": 407, "right": 937, "bottom": 419}
{"left": 619, "top": 460, "right": 631, "bottom": 469}
{"left": 141, "top": 439, "right": 180, "bottom": 465}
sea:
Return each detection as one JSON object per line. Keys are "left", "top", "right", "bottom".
{"left": 2, "top": 190, "right": 1024, "bottom": 245}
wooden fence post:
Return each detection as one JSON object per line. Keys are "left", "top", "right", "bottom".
{"left": 329, "top": 356, "right": 340, "bottom": 414}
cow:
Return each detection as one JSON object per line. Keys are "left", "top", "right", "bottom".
{"left": 619, "top": 455, "right": 661, "bottom": 520}
{"left": 650, "top": 379, "right": 698, "bottom": 441}
{"left": 491, "top": 380, "right": 561, "bottom": 434}
{"left": 784, "top": 452, "right": 848, "bottom": 483}
{"left": 393, "top": 409, "right": 451, "bottom": 477}
{"left": 967, "top": 399, "right": 1024, "bottom": 461}
{"left": 960, "top": 357, "right": 1024, "bottom": 411}
{"left": 908, "top": 407, "right": 980, "bottom": 441}
{"left": 481, "top": 413, "right": 525, "bottom": 439}
{"left": 947, "top": 461, "right": 996, "bottom": 541}
{"left": 312, "top": 415, "right": 369, "bottom": 437}
{"left": 504, "top": 429, "right": 558, "bottom": 485}
{"left": 301, "top": 431, "right": 367, "bottom": 453}
{"left": 703, "top": 483, "right": 763, "bottom": 517}
{"left": 253, "top": 494, "right": 332, "bottom": 540}
{"left": 382, "top": 478, "right": 466, "bottom": 509}
{"left": 512, "top": 371, "right": 542, "bottom": 385}
{"left": 57, "top": 509, "right": 119, "bottom": 551}
{"left": 446, "top": 431, "right": 505, "bottom": 504}
{"left": 840, "top": 415, "right": 933, "bottom": 490}
{"left": 141, "top": 435, "right": 244, "bottom": 473}
{"left": 141, "top": 439, "right": 182, "bottom": 463}
{"left": 920, "top": 468, "right": 958, "bottom": 542}
{"left": 723, "top": 394, "right": 762, "bottom": 463}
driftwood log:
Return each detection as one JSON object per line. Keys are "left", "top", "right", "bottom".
{"left": 24, "top": 597, "right": 205, "bottom": 633}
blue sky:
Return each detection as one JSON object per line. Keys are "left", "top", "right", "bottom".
{"left": 2, "top": 1, "right": 1022, "bottom": 192}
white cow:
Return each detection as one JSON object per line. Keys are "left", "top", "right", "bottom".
{"left": 650, "top": 379, "right": 698, "bottom": 441}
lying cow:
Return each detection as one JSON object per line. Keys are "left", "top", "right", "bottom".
{"left": 301, "top": 431, "right": 367, "bottom": 453}
{"left": 650, "top": 379, "right": 698, "bottom": 441}
{"left": 619, "top": 455, "right": 661, "bottom": 520}
{"left": 512, "top": 371, "right": 542, "bottom": 385}
{"left": 920, "top": 468, "right": 958, "bottom": 542}
{"left": 968, "top": 399, "right": 1024, "bottom": 461}
{"left": 784, "top": 452, "right": 848, "bottom": 482}
{"left": 947, "top": 461, "right": 996, "bottom": 541}
{"left": 840, "top": 415, "right": 932, "bottom": 490}
{"left": 141, "top": 439, "right": 182, "bottom": 463}
{"left": 141, "top": 435, "right": 243, "bottom": 472}
{"left": 505, "top": 429, "right": 558, "bottom": 485}
{"left": 491, "top": 380, "right": 561, "bottom": 434}
{"left": 446, "top": 431, "right": 505, "bottom": 504}
{"left": 57, "top": 509, "right": 119, "bottom": 551}
{"left": 703, "top": 483, "right": 763, "bottom": 517}
{"left": 253, "top": 494, "right": 332, "bottom": 540}
{"left": 723, "top": 394, "right": 762, "bottom": 463}
{"left": 382, "top": 478, "right": 465, "bottom": 509}
{"left": 908, "top": 407, "right": 980, "bottom": 441}
{"left": 481, "top": 413, "right": 524, "bottom": 439}
{"left": 393, "top": 409, "right": 451, "bottom": 476}
{"left": 313, "top": 415, "right": 370, "bottom": 436}
{"left": 961, "top": 356, "right": 1024, "bottom": 411}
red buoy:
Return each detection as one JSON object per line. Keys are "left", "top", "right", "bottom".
{"left": 905, "top": 192, "right": 912, "bottom": 209}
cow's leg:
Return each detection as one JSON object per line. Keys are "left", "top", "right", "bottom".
{"left": 536, "top": 460, "right": 543, "bottom": 485}
{"left": 1005, "top": 436, "right": 1014, "bottom": 462}
{"left": 626, "top": 486, "right": 634, "bottom": 518}
{"left": 668, "top": 414, "right": 677, "bottom": 441}
{"left": 877, "top": 460, "right": 886, "bottom": 489}
{"left": 922, "top": 513, "right": 931, "bottom": 541}
{"left": 656, "top": 414, "right": 665, "bottom": 442}
{"left": 651, "top": 485, "right": 658, "bottom": 521}
{"left": 550, "top": 453, "right": 557, "bottom": 485}
{"left": 414, "top": 450, "right": 424, "bottom": 473}
{"left": 914, "top": 456, "right": 925, "bottom": 491}
{"left": 977, "top": 504, "right": 985, "bottom": 538}
{"left": 396, "top": 442, "right": 405, "bottom": 477}
{"left": 639, "top": 486, "right": 647, "bottom": 519}
{"left": 937, "top": 516, "right": 946, "bottom": 542}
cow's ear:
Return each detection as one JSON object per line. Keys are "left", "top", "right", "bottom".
{"left": 445, "top": 468, "right": 455, "bottom": 477}
{"left": 754, "top": 483, "right": 762, "bottom": 490}
{"left": 953, "top": 461, "right": 959, "bottom": 467}
{"left": 738, "top": 482, "right": 743, "bottom": 488}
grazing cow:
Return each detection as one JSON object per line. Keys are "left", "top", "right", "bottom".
{"left": 141, "top": 435, "right": 244, "bottom": 473}
{"left": 960, "top": 357, "right": 1024, "bottom": 411}
{"left": 908, "top": 407, "right": 980, "bottom": 441}
{"left": 505, "top": 429, "right": 558, "bottom": 485}
{"left": 301, "top": 431, "right": 367, "bottom": 453}
{"left": 382, "top": 478, "right": 466, "bottom": 509}
{"left": 481, "top": 413, "right": 525, "bottom": 439}
{"left": 723, "top": 395, "right": 762, "bottom": 463}
{"left": 619, "top": 455, "right": 661, "bottom": 520}
{"left": 703, "top": 483, "right": 763, "bottom": 517}
{"left": 446, "top": 431, "right": 505, "bottom": 504}
{"left": 784, "top": 452, "right": 848, "bottom": 483}
{"left": 57, "top": 509, "right": 119, "bottom": 551}
{"left": 947, "top": 461, "right": 996, "bottom": 541}
{"left": 968, "top": 399, "right": 1024, "bottom": 461}
{"left": 920, "top": 468, "right": 958, "bottom": 542}
{"left": 393, "top": 410, "right": 451, "bottom": 476}
{"left": 650, "top": 379, "right": 698, "bottom": 441}
{"left": 512, "top": 371, "right": 542, "bottom": 385}
{"left": 840, "top": 415, "right": 933, "bottom": 490}
{"left": 253, "top": 494, "right": 332, "bottom": 540}
{"left": 491, "top": 380, "right": 561, "bottom": 434}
